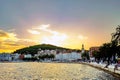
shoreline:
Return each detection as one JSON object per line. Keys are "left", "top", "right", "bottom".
{"left": 81, "top": 62, "right": 120, "bottom": 79}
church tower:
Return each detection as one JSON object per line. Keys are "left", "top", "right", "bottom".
{"left": 81, "top": 44, "right": 85, "bottom": 53}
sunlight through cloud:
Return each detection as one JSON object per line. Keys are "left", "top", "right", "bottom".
{"left": 31, "top": 24, "right": 68, "bottom": 46}
{"left": 41, "top": 34, "right": 68, "bottom": 46}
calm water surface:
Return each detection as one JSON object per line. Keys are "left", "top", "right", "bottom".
{"left": 0, "top": 62, "right": 118, "bottom": 80}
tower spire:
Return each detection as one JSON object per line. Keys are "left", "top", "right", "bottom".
{"left": 82, "top": 44, "right": 84, "bottom": 50}
{"left": 81, "top": 44, "right": 85, "bottom": 53}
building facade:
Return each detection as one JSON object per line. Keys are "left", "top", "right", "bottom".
{"left": 89, "top": 47, "right": 99, "bottom": 57}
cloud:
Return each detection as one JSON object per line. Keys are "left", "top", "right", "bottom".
{"left": 29, "top": 24, "right": 68, "bottom": 46}
{"left": 41, "top": 33, "right": 68, "bottom": 46}
{"left": 17, "top": 39, "right": 38, "bottom": 46}
{"left": 0, "top": 30, "right": 9, "bottom": 37}
{"left": 27, "top": 29, "right": 40, "bottom": 34}
{"left": 4, "top": 42, "right": 20, "bottom": 46}
{"left": 0, "top": 39, "right": 38, "bottom": 50}
{"left": 78, "top": 35, "right": 88, "bottom": 40}
{"left": 36, "top": 24, "right": 50, "bottom": 30}
{"left": 33, "top": 24, "right": 59, "bottom": 35}
{"left": 0, "top": 29, "right": 39, "bottom": 52}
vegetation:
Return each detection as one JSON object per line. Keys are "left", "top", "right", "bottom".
{"left": 13, "top": 44, "right": 79, "bottom": 61}
{"left": 13, "top": 44, "right": 82, "bottom": 61}
{"left": 13, "top": 44, "right": 71, "bottom": 55}
{"left": 92, "top": 50, "right": 101, "bottom": 60}
{"left": 112, "top": 25, "right": 120, "bottom": 45}
{"left": 38, "top": 54, "right": 55, "bottom": 60}
{"left": 111, "top": 25, "right": 120, "bottom": 57}
{"left": 82, "top": 51, "right": 90, "bottom": 61}
{"left": 93, "top": 25, "right": 120, "bottom": 64}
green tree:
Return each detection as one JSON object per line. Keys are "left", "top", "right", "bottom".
{"left": 117, "top": 45, "right": 120, "bottom": 57}
{"left": 49, "top": 54, "right": 55, "bottom": 60}
{"left": 112, "top": 25, "right": 120, "bottom": 45}
{"left": 99, "top": 43, "right": 112, "bottom": 64}
{"left": 92, "top": 51, "right": 101, "bottom": 60}
{"left": 93, "top": 25, "right": 120, "bottom": 64}
{"left": 111, "top": 25, "right": 120, "bottom": 60}
{"left": 82, "top": 51, "right": 89, "bottom": 61}
{"left": 98, "top": 41, "right": 118, "bottom": 64}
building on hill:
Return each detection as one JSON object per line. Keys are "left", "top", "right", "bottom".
{"left": 37, "top": 49, "right": 57, "bottom": 56}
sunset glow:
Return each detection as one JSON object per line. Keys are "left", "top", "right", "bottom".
{"left": 0, "top": 0, "right": 120, "bottom": 52}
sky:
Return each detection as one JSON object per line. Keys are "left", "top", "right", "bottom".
{"left": 0, "top": 0, "right": 120, "bottom": 52}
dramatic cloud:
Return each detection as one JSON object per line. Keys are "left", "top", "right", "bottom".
{"left": 29, "top": 24, "right": 68, "bottom": 46}
{"left": 0, "top": 29, "right": 38, "bottom": 52}
{"left": 0, "top": 26, "right": 89, "bottom": 52}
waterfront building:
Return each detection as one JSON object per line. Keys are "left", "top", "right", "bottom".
{"left": 36, "top": 48, "right": 82, "bottom": 62}
{"left": 89, "top": 47, "right": 99, "bottom": 57}
{"left": 55, "top": 51, "right": 81, "bottom": 61}
{"left": 19, "top": 54, "right": 24, "bottom": 60}
{"left": 89, "top": 47, "right": 99, "bottom": 61}
{"left": 24, "top": 54, "right": 32, "bottom": 58}
{"left": 12, "top": 53, "right": 20, "bottom": 60}
{"left": 0, "top": 53, "right": 12, "bottom": 61}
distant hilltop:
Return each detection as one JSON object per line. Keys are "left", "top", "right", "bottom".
{"left": 13, "top": 44, "right": 81, "bottom": 55}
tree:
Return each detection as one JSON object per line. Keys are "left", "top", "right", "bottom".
{"left": 110, "top": 41, "right": 118, "bottom": 63}
{"left": 98, "top": 41, "right": 118, "bottom": 64}
{"left": 93, "top": 25, "right": 120, "bottom": 65}
{"left": 117, "top": 45, "right": 120, "bottom": 57}
{"left": 112, "top": 25, "right": 120, "bottom": 45}
{"left": 49, "top": 54, "right": 55, "bottom": 60}
{"left": 111, "top": 25, "right": 120, "bottom": 60}
{"left": 99, "top": 43, "right": 112, "bottom": 64}
{"left": 82, "top": 51, "right": 89, "bottom": 61}
{"left": 92, "top": 51, "right": 101, "bottom": 61}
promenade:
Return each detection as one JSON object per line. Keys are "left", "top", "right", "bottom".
{"left": 84, "top": 62, "right": 120, "bottom": 78}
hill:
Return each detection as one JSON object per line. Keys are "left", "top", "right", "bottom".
{"left": 13, "top": 44, "right": 72, "bottom": 55}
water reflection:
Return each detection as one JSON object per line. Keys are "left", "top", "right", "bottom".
{"left": 0, "top": 62, "right": 118, "bottom": 80}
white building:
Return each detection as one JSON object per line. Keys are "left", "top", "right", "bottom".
{"left": 36, "top": 48, "right": 82, "bottom": 61}
{"left": 0, "top": 53, "right": 12, "bottom": 61}
{"left": 55, "top": 52, "right": 81, "bottom": 61}
{"left": 24, "top": 54, "right": 32, "bottom": 58}
{"left": 12, "top": 53, "right": 20, "bottom": 60}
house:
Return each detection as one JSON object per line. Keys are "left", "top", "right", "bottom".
{"left": 89, "top": 47, "right": 99, "bottom": 57}
{"left": 0, "top": 53, "right": 12, "bottom": 61}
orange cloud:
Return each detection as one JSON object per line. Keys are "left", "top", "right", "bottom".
{"left": 0, "top": 29, "right": 38, "bottom": 53}
{"left": 0, "top": 30, "right": 9, "bottom": 37}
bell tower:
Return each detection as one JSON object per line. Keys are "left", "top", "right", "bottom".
{"left": 81, "top": 44, "right": 85, "bottom": 53}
